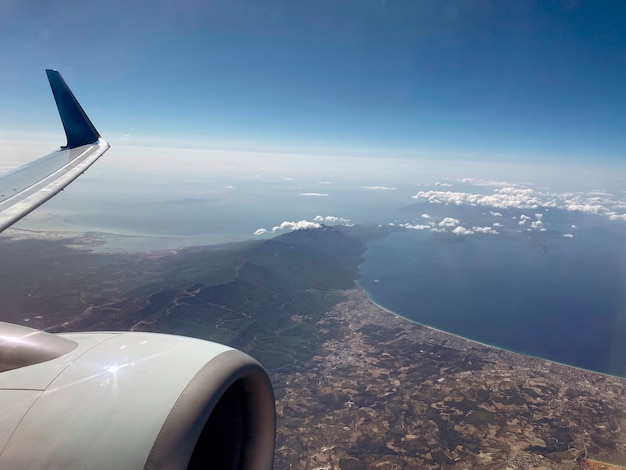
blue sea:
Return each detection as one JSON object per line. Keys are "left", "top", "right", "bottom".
{"left": 357, "top": 226, "right": 626, "bottom": 377}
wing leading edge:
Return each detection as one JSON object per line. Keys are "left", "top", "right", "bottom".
{"left": 0, "top": 70, "right": 110, "bottom": 233}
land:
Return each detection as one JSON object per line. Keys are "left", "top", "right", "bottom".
{"left": 0, "top": 226, "right": 624, "bottom": 469}
{"left": 273, "top": 288, "right": 626, "bottom": 469}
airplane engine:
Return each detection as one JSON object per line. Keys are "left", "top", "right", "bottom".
{"left": 0, "top": 322, "right": 276, "bottom": 469}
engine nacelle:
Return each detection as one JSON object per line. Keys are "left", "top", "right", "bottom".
{"left": 0, "top": 322, "right": 275, "bottom": 469}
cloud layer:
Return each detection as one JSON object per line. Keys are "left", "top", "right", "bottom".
{"left": 254, "top": 215, "right": 350, "bottom": 236}
{"left": 412, "top": 185, "right": 626, "bottom": 220}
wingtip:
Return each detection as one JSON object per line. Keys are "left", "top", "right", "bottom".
{"left": 46, "top": 69, "right": 102, "bottom": 149}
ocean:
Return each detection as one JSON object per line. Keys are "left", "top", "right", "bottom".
{"left": 357, "top": 226, "right": 626, "bottom": 377}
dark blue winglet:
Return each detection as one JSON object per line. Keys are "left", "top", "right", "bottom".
{"left": 46, "top": 69, "right": 101, "bottom": 149}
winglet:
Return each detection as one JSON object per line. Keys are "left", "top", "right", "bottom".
{"left": 45, "top": 69, "right": 102, "bottom": 149}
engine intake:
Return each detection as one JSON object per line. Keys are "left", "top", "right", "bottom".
{"left": 147, "top": 349, "right": 276, "bottom": 470}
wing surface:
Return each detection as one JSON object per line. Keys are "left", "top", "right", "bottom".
{"left": 0, "top": 70, "right": 109, "bottom": 233}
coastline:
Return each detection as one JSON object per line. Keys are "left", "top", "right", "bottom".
{"left": 1, "top": 228, "right": 624, "bottom": 467}
{"left": 358, "top": 282, "right": 500, "bottom": 350}
{"left": 350, "top": 287, "right": 619, "bottom": 380}
{"left": 356, "top": 282, "right": 624, "bottom": 380}
{"left": 273, "top": 287, "right": 626, "bottom": 469}
{"left": 2, "top": 227, "right": 247, "bottom": 254}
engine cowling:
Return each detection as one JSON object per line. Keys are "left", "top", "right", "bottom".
{"left": 0, "top": 322, "right": 275, "bottom": 469}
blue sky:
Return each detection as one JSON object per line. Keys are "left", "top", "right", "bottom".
{"left": 0, "top": 0, "right": 625, "bottom": 165}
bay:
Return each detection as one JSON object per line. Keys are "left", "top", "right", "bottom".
{"left": 357, "top": 227, "right": 626, "bottom": 377}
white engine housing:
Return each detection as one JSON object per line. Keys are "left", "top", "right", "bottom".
{"left": 0, "top": 323, "right": 276, "bottom": 469}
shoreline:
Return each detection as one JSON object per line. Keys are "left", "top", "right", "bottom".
{"left": 274, "top": 287, "right": 626, "bottom": 468}
{"left": 358, "top": 285, "right": 624, "bottom": 380}
{"left": 3, "top": 226, "right": 623, "bottom": 379}
{"left": 2, "top": 227, "right": 248, "bottom": 254}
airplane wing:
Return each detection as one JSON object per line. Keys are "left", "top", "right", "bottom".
{"left": 0, "top": 70, "right": 109, "bottom": 233}
{"left": 0, "top": 72, "right": 275, "bottom": 469}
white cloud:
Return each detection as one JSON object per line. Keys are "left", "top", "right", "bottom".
{"left": 363, "top": 186, "right": 397, "bottom": 191}
{"left": 300, "top": 193, "right": 328, "bottom": 197}
{"left": 439, "top": 217, "right": 460, "bottom": 227}
{"left": 472, "top": 226, "right": 499, "bottom": 235}
{"left": 452, "top": 226, "right": 474, "bottom": 235}
{"left": 421, "top": 213, "right": 431, "bottom": 219}
{"left": 402, "top": 223, "right": 431, "bottom": 230}
{"left": 313, "top": 215, "right": 350, "bottom": 223}
{"left": 435, "top": 182, "right": 453, "bottom": 187}
{"left": 412, "top": 187, "right": 545, "bottom": 209}
{"left": 563, "top": 233, "right": 574, "bottom": 238}
{"left": 263, "top": 215, "right": 351, "bottom": 235}
{"left": 520, "top": 215, "right": 531, "bottom": 220}
{"left": 564, "top": 203, "right": 603, "bottom": 214}
{"left": 412, "top": 186, "right": 626, "bottom": 221}
{"left": 317, "top": 181, "right": 332, "bottom": 185}
{"left": 493, "top": 222, "right": 503, "bottom": 227}
{"left": 559, "top": 192, "right": 619, "bottom": 215}
{"left": 530, "top": 220, "right": 543, "bottom": 229}
{"left": 456, "top": 178, "right": 517, "bottom": 187}
{"left": 272, "top": 220, "right": 321, "bottom": 232}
